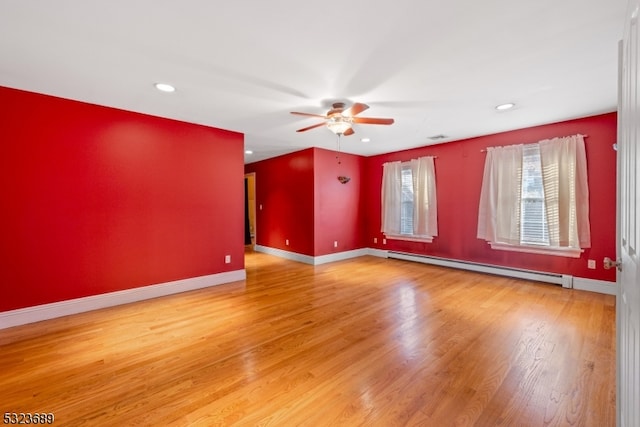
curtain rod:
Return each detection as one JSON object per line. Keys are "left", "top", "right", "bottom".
{"left": 383, "top": 156, "right": 438, "bottom": 166}
{"left": 397, "top": 156, "right": 438, "bottom": 162}
{"left": 480, "top": 134, "right": 588, "bottom": 152}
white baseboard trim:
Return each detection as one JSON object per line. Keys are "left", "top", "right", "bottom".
{"left": 254, "top": 245, "right": 369, "bottom": 265}
{"left": 254, "top": 245, "right": 315, "bottom": 264}
{"left": 255, "top": 246, "right": 617, "bottom": 295}
{"left": 367, "top": 248, "right": 389, "bottom": 258}
{"left": 314, "top": 249, "right": 370, "bottom": 265}
{"left": 572, "top": 277, "right": 617, "bottom": 295}
{"left": 0, "top": 270, "right": 246, "bottom": 330}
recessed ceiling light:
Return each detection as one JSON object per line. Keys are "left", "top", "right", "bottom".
{"left": 154, "top": 83, "right": 176, "bottom": 93}
{"left": 245, "top": 150, "right": 253, "bottom": 155}
{"left": 495, "top": 102, "right": 515, "bottom": 111}
{"left": 361, "top": 138, "right": 370, "bottom": 143}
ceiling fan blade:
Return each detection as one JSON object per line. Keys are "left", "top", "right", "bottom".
{"left": 341, "top": 102, "right": 369, "bottom": 117}
{"left": 296, "top": 122, "right": 326, "bottom": 132}
{"left": 290, "top": 111, "right": 328, "bottom": 118}
{"left": 343, "top": 127, "right": 355, "bottom": 136}
{"left": 352, "top": 117, "right": 395, "bottom": 125}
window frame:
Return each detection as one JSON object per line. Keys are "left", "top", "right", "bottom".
{"left": 487, "top": 242, "right": 583, "bottom": 258}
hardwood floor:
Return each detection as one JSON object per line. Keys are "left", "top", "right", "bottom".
{"left": 0, "top": 251, "right": 616, "bottom": 426}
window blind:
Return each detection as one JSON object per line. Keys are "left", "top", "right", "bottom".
{"left": 520, "top": 144, "right": 549, "bottom": 245}
{"left": 400, "top": 166, "right": 414, "bottom": 234}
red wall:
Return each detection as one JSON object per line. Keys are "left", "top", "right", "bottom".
{"left": 244, "top": 147, "right": 367, "bottom": 256}
{"left": 0, "top": 86, "right": 245, "bottom": 312}
{"left": 245, "top": 149, "right": 316, "bottom": 255}
{"left": 365, "top": 112, "right": 618, "bottom": 281}
{"left": 314, "top": 148, "right": 367, "bottom": 255}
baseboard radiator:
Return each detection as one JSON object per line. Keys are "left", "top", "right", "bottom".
{"left": 387, "top": 251, "right": 573, "bottom": 288}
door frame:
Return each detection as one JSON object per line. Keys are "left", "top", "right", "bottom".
{"left": 245, "top": 172, "right": 257, "bottom": 249}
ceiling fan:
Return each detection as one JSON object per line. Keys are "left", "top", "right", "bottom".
{"left": 290, "top": 102, "right": 394, "bottom": 136}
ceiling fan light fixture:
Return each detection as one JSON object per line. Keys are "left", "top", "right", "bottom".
{"left": 326, "top": 116, "right": 352, "bottom": 134}
{"left": 291, "top": 102, "right": 393, "bottom": 135}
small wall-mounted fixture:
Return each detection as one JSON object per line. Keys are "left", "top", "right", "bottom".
{"left": 337, "top": 176, "right": 351, "bottom": 184}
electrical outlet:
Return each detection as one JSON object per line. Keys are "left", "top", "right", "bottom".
{"left": 334, "top": 241, "right": 338, "bottom": 248}
{"left": 225, "top": 255, "right": 231, "bottom": 264}
{"left": 383, "top": 238, "right": 387, "bottom": 245}
{"left": 374, "top": 237, "right": 378, "bottom": 244}
{"left": 285, "top": 239, "right": 289, "bottom": 246}
{"left": 587, "top": 259, "right": 596, "bottom": 269}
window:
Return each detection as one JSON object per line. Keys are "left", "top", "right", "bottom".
{"left": 381, "top": 157, "right": 437, "bottom": 242}
{"left": 520, "top": 144, "right": 549, "bottom": 245}
{"left": 400, "top": 166, "right": 414, "bottom": 235}
{"left": 477, "top": 134, "right": 590, "bottom": 257}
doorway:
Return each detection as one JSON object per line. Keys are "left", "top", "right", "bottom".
{"left": 244, "top": 173, "right": 256, "bottom": 249}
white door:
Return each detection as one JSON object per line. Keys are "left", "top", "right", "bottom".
{"left": 617, "top": 1, "right": 640, "bottom": 425}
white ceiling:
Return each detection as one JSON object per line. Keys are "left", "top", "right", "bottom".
{"left": 0, "top": 0, "right": 626, "bottom": 164}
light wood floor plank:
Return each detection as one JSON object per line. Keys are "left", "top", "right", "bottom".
{"left": 0, "top": 251, "right": 615, "bottom": 426}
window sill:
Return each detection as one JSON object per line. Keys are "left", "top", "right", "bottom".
{"left": 488, "top": 242, "right": 583, "bottom": 258}
{"left": 385, "top": 234, "right": 434, "bottom": 243}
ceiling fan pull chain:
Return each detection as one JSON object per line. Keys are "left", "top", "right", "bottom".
{"left": 336, "top": 134, "right": 342, "bottom": 164}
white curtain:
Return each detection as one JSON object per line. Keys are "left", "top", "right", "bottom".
{"left": 539, "top": 134, "right": 591, "bottom": 248}
{"left": 381, "top": 161, "right": 402, "bottom": 235}
{"left": 477, "top": 135, "right": 591, "bottom": 250}
{"left": 381, "top": 157, "right": 437, "bottom": 239}
{"left": 477, "top": 144, "right": 524, "bottom": 244}
{"left": 411, "top": 156, "right": 438, "bottom": 237}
